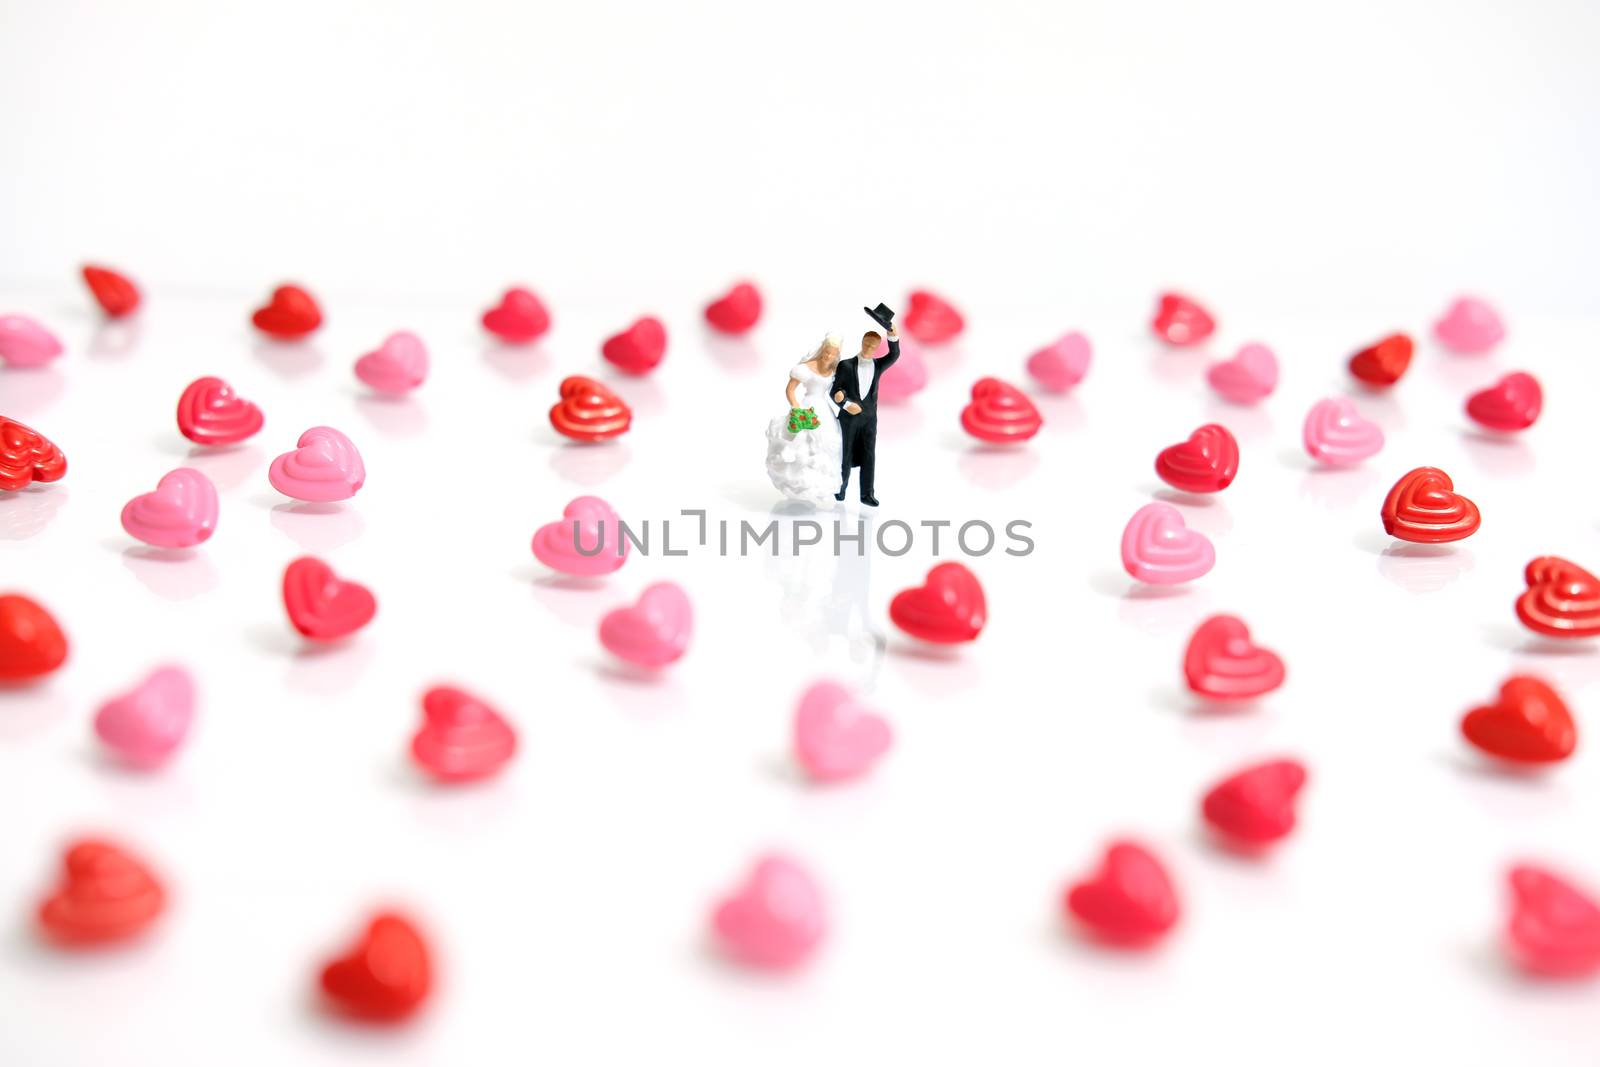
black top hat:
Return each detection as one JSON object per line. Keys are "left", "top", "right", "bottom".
{"left": 863, "top": 302, "right": 895, "bottom": 330}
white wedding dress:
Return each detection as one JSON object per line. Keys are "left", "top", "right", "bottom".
{"left": 765, "top": 362, "right": 843, "bottom": 506}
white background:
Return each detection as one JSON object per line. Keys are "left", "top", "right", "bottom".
{"left": 3, "top": 1, "right": 1600, "bottom": 1064}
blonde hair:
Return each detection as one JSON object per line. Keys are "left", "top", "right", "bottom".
{"left": 812, "top": 333, "right": 843, "bottom": 373}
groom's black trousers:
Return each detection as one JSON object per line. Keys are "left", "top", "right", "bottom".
{"left": 839, "top": 412, "right": 876, "bottom": 499}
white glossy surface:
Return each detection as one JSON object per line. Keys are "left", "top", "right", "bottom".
{"left": 3, "top": 2, "right": 1600, "bottom": 1064}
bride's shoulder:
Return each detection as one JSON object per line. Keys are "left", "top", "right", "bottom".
{"left": 790, "top": 360, "right": 819, "bottom": 380}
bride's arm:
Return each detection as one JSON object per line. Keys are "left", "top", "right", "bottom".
{"left": 786, "top": 378, "right": 801, "bottom": 408}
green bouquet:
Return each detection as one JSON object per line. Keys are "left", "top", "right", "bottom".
{"left": 787, "top": 406, "right": 820, "bottom": 433}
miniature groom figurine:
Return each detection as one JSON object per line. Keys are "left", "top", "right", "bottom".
{"left": 832, "top": 304, "right": 900, "bottom": 506}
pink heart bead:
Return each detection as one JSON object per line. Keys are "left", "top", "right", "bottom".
{"left": 1206, "top": 342, "right": 1278, "bottom": 404}
{"left": 268, "top": 426, "right": 365, "bottom": 502}
{"left": 599, "top": 582, "right": 692, "bottom": 668}
{"left": 1025, "top": 332, "right": 1091, "bottom": 393}
{"left": 93, "top": 666, "right": 195, "bottom": 768}
{"left": 120, "top": 468, "right": 218, "bottom": 548}
{"left": 1302, "top": 397, "right": 1384, "bottom": 467}
{"left": 1433, "top": 296, "right": 1505, "bottom": 355}
{"left": 793, "top": 681, "right": 892, "bottom": 782}
{"left": 875, "top": 341, "right": 928, "bottom": 404}
{"left": 354, "top": 330, "right": 428, "bottom": 394}
{"left": 1120, "top": 502, "right": 1214, "bottom": 585}
{"left": 0, "top": 314, "right": 65, "bottom": 367}
{"left": 711, "top": 853, "right": 827, "bottom": 970}
{"left": 532, "top": 495, "right": 629, "bottom": 576}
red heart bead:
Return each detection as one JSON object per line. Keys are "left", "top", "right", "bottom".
{"left": 1506, "top": 865, "right": 1600, "bottom": 978}
{"left": 1202, "top": 759, "right": 1307, "bottom": 847}
{"left": 1348, "top": 332, "right": 1413, "bottom": 386}
{"left": 1380, "top": 466, "right": 1479, "bottom": 543}
{"left": 1150, "top": 292, "right": 1215, "bottom": 347}
{"left": 1063, "top": 840, "right": 1179, "bottom": 947}
{"left": 1462, "top": 676, "right": 1575, "bottom": 764}
{"left": 1466, "top": 371, "right": 1542, "bottom": 432}
{"left": 904, "top": 290, "right": 965, "bottom": 343}
{"left": 1517, "top": 556, "right": 1600, "bottom": 639}
{"left": 175, "top": 376, "right": 264, "bottom": 446}
{"left": 1183, "top": 614, "right": 1284, "bottom": 700}
{"left": 411, "top": 685, "right": 517, "bottom": 782}
{"left": 251, "top": 284, "right": 322, "bottom": 339}
{"left": 0, "top": 593, "right": 68, "bottom": 682}
{"left": 283, "top": 557, "right": 376, "bottom": 641}
{"left": 601, "top": 316, "right": 668, "bottom": 375}
{"left": 959, "top": 377, "right": 1042, "bottom": 443}
{"left": 481, "top": 286, "right": 551, "bottom": 343}
{"left": 80, "top": 264, "right": 141, "bottom": 318}
{"left": 37, "top": 838, "right": 165, "bottom": 946}
{"left": 319, "top": 912, "right": 433, "bottom": 1022}
{"left": 549, "top": 376, "right": 632, "bottom": 442}
{"left": 1, "top": 415, "right": 68, "bottom": 491}
{"left": 1154, "top": 423, "right": 1239, "bottom": 493}
{"left": 889, "top": 563, "right": 986, "bottom": 644}
{"left": 704, "top": 282, "right": 762, "bottom": 334}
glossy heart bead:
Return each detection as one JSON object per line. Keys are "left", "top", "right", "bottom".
{"left": 1183, "top": 614, "right": 1285, "bottom": 700}
{"left": 875, "top": 341, "right": 928, "bottom": 403}
{"left": 1, "top": 416, "right": 67, "bottom": 491}
{"left": 601, "top": 316, "right": 668, "bottom": 375}
{"left": 1121, "top": 503, "right": 1215, "bottom": 585}
{"left": 1517, "top": 557, "right": 1600, "bottom": 639}
{"left": 1466, "top": 371, "right": 1541, "bottom": 432}
{"left": 960, "top": 377, "right": 1042, "bottom": 443}
{"left": 481, "top": 286, "right": 551, "bottom": 343}
{"left": 120, "top": 468, "right": 218, "bottom": 548}
{"left": 550, "top": 376, "right": 632, "bottom": 442}
{"left": 1348, "top": 332, "right": 1412, "bottom": 386}
{"left": 1434, "top": 296, "right": 1504, "bottom": 355}
{"left": 37, "top": 839, "right": 165, "bottom": 946}
{"left": 319, "top": 912, "right": 433, "bottom": 1021}
{"left": 1302, "top": 397, "right": 1384, "bottom": 467}
{"left": 1063, "top": 840, "right": 1179, "bottom": 947}
{"left": 0, "top": 314, "right": 64, "bottom": 367}
{"left": 268, "top": 426, "right": 365, "bottom": 502}
{"left": 711, "top": 853, "right": 827, "bottom": 969}
{"left": 599, "top": 582, "right": 692, "bottom": 667}
{"left": 1150, "top": 293, "right": 1214, "bottom": 347}
{"left": 704, "top": 282, "right": 762, "bottom": 334}
{"left": 904, "top": 289, "right": 965, "bottom": 343}
{"left": 1202, "top": 759, "right": 1306, "bottom": 847}
{"left": 793, "top": 680, "right": 892, "bottom": 782}
{"left": 1462, "top": 676, "right": 1575, "bottom": 764}
{"left": 176, "top": 376, "right": 264, "bottom": 446}
{"left": 354, "top": 331, "right": 428, "bottom": 394}
{"left": 283, "top": 556, "right": 376, "bottom": 640}
{"left": 81, "top": 264, "right": 141, "bottom": 318}
{"left": 1380, "top": 466, "right": 1479, "bottom": 543}
{"left": 411, "top": 685, "right": 517, "bottom": 783}
{"left": 1206, "top": 342, "right": 1278, "bottom": 404}
{"left": 1505, "top": 865, "right": 1600, "bottom": 978}
{"left": 531, "top": 495, "right": 629, "bottom": 576}
{"left": 0, "top": 593, "right": 68, "bottom": 681}
{"left": 1025, "top": 332, "right": 1091, "bottom": 393}
{"left": 250, "top": 284, "right": 322, "bottom": 339}
{"left": 94, "top": 666, "right": 195, "bottom": 768}
{"left": 1154, "top": 423, "right": 1238, "bottom": 493}
{"left": 889, "top": 562, "right": 986, "bottom": 643}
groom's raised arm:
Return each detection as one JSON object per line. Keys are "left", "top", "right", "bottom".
{"left": 876, "top": 329, "right": 901, "bottom": 373}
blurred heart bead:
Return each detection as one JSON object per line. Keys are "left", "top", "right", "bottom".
{"left": 599, "top": 582, "right": 692, "bottom": 667}
{"left": 93, "top": 666, "right": 195, "bottom": 769}
{"left": 1063, "top": 840, "right": 1179, "bottom": 947}
{"left": 1434, "top": 296, "right": 1504, "bottom": 354}
{"left": 120, "top": 468, "right": 218, "bottom": 548}
{"left": 1206, "top": 343, "right": 1277, "bottom": 404}
{"left": 1150, "top": 293, "right": 1214, "bottom": 347}
{"left": 0, "top": 314, "right": 64, "bottom": 367}
{"left": 711, "top": 854, "right": 827, "bottom": 969}
{"left": 1465, "top": 372, "right": 1541, "bottom": 432}
{"left": 793, "top": 681, "right": 892, "bottom": 782}
{"left": 1302, "top": 397, "right": 1384, "bottom": 467}
{"left": 531, "top": 496, "right": 629, "bottom": 576}
{"left": 37, "top": 839, "right": 166, "bottom": 947}
{"left": 1025, "top": 332, "right": 1091, "bottom": 393}
{"left": 354, "top": 331, "right": 428, "bottom": 394}
{"left": 1505, "top": 865, "right": 1600, "bottom": 978}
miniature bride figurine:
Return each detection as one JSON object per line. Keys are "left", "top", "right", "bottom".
{"left": 765, "top": 334, "right": 844, "bottom": 506}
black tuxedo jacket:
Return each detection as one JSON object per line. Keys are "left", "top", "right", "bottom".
{"left": 830, "top": 337, "right": 900, "bottom": 420}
